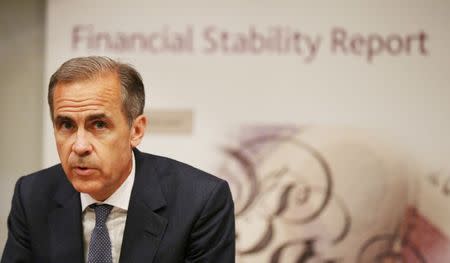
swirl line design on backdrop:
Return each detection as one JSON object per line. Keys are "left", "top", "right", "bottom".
{"left": 219, "top": 132, "right": 351, "bottom": 262}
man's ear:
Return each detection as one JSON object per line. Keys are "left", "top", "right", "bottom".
{"left": 130, "top": 115, "right": 147, "bottom": 147}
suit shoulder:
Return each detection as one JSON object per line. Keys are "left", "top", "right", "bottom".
{"left": 137, "top": 151, "right": 233, "bottom": 222}
{"left": 138, "top": 151, "right": 226, "bottom": 191}
{"left": 15, "top": 164, "right": 65, "bottom": 196}
{"left": 20, "top": 164, "right": 63, "bottom": 183}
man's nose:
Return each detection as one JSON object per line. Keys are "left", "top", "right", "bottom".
{"left": 72, "top": 129, "right": 92, "bottom": 156}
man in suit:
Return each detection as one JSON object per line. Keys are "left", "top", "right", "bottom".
{"left": 1, "top": 56, "right": 235, "bottom": 262}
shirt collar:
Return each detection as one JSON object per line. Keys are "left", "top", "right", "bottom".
{"left": 80, "top": 151, "right": 136, "bottom": 211}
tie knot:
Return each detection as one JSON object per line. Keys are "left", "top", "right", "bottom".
{"left": 90, "top": 204, "right": 113, "bottom": 226}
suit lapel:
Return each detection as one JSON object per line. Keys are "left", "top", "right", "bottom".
{"left": 48, "top": 166, "right": 84, "bottom": 263}
{"left": 119, "top": 149, "right": 168, "bottom": 263}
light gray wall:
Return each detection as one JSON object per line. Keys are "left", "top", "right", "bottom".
{"left": 0, "top": 0, "right": 45, "bottom": 253}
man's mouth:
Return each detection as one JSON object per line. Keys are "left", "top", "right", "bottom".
{"left": 73, "top": 166, "right": 96, "bottom": 176}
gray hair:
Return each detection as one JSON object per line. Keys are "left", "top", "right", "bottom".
{"left": 48, "top": 56, "right": 145, "bottom": 126}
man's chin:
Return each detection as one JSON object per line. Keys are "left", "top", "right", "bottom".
{"left": 71, "top": 181, "right": 103, "bottom": 197}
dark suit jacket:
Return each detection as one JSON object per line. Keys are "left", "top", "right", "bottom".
{"left": 1, "top": 149, "right": 235, "bottom": 262}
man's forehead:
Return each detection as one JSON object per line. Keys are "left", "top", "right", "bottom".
{"left": 53, "top": 76, "right": 122, "bottom": 117}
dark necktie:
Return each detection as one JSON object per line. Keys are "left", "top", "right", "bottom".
{"left": 88, "top": 204, "right": 113, "bottom": 263}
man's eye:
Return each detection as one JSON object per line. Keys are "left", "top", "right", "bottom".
{"left": 61, "top": 121, "right": 74, "bottom": 130}
{"left": 94, "top": 121, "right": 107, "bottom": 129}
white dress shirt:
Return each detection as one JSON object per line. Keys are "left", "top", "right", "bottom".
{"left": 80, "top": 153, "right": 135, "bottom": 263}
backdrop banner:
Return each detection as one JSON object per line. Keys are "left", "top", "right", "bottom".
{"left": 45, "top": 1, "right": 450, "bottom": 262}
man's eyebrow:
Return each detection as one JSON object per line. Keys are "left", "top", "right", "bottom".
{"left": 54, "top": 115, "right": 73, "bottom": 124}
{"left": 86, "top": 113, "right": 108, "bottom": 122}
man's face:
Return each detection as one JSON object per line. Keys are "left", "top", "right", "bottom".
{"left": 52, "top": 72, "right": 135, "bottom": 201}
